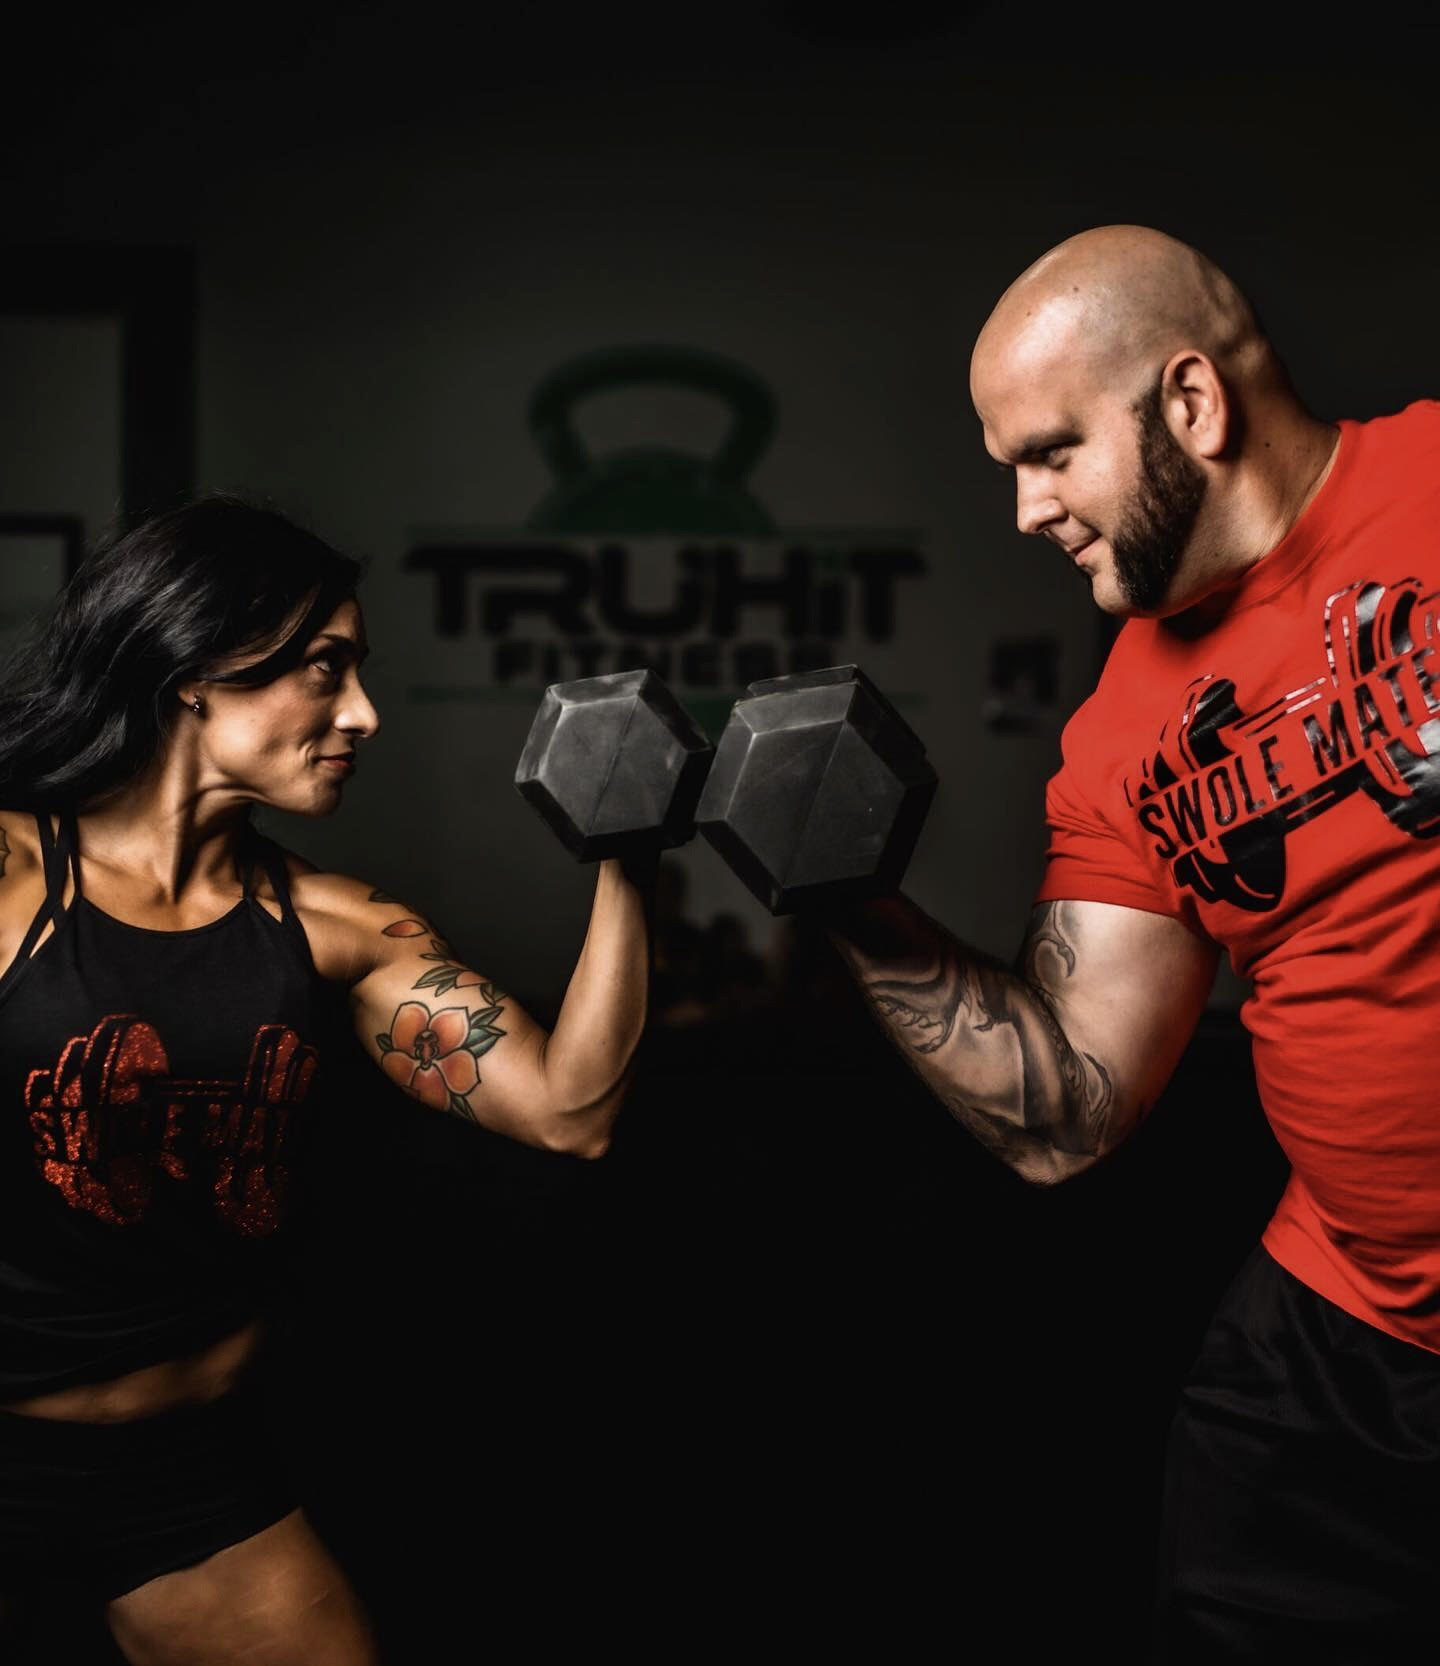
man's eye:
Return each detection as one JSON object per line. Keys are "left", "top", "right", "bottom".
{"left": 1042, "top": 447, "right": 1072, "bottom": 469}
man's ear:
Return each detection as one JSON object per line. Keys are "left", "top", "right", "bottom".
{"left": 1162, "top": 349, "right": 1229, "bottom": 460}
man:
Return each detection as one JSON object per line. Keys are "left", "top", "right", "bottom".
{"left": 825, "top": 225, "right": 1440, "bottom": 1661}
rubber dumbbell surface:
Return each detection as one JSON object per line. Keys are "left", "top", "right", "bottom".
{"left": 515, "top": 668, "right": 714, "bottom": 861}
{"left": 696, "top": 664, "right": 937, "bottom": 915}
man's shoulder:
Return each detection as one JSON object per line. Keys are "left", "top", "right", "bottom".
{"left": 1053, "top": 629, "right": 1145, "bottom": 763}
{"left": 1391, "top": 397, "right": 1440, "bottom": 425}
{"left": 1329, "top": 400, "right": 1440, "bottom": 531}
{"left": 1069, "top": 618, "right": 1156, "bottom": 717}
{"left": 1351, "top": 398, "right": 1440, "bottom": 456}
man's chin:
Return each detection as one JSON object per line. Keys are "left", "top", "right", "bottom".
{"left": 1095, "top": 558, "right": 1179, "bottom": 619}
{"left": 1082, "top": 564, "right": 1137, "bottom": 619}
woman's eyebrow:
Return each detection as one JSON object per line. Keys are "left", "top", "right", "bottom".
{"left": 309, "top": 632, "right": 370, "bottom": 662}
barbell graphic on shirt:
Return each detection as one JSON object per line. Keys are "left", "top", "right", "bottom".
{"left": 24, "top": 1015, "right": 317, "bottom": 1235}
{"left": 1331, "top": 578, "right": 1440, "bottom": 834}
{"left": 1131, "top": 578, "right": 1440, "bottom": 912}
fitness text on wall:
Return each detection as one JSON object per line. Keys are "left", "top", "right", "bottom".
{"left": 402, "top": 345, "right": 928, "bottom": 734}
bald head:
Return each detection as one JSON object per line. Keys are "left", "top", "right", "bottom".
{"left": 972, "top": 225, "right": 1272, "bottom": 406}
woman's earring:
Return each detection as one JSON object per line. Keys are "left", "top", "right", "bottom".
{"left": 191, "top": 695, "right": 204, "bottom": 716}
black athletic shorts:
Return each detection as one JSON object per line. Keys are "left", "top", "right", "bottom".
{"left": 1153, "top": 1244, "right": 1440, "bottom": 1664}
{"left": 0, "top": 1384, "right": 297, "bottom": 1602}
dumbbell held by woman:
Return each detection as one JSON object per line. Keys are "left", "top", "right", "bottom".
{"left": 514, "top": 668, "right": 715, "bottom": 861}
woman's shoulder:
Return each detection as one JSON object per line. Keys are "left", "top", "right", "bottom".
{"left": 256, "top": 837, "right": 436, "bottom": 941}
{"left": 0, "top": 810, "right": 46, "bottom": 883}
{"left": 0, "top": 811, "right": 51, "bottom": 944}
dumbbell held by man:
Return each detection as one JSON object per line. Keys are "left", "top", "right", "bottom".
{"left": 514, "top": 667, "right": 715, "bottom": 860}
{"left": 695, "top": 664, "right": 937, "bottom": 915}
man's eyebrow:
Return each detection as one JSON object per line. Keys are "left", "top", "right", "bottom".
{"left": 1011, "top": 429, "right": 1081, "bottom": 463}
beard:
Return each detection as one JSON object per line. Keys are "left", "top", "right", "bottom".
{"left": 1109, "top": 380, "right": 1207, "bottom": 613}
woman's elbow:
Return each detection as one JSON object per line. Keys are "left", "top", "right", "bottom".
{"left": 540, "top": 1102, "right": 620, "bottom": 1159}
{"left": 561, "top": 1124, "right": 613, "bottom": 1160}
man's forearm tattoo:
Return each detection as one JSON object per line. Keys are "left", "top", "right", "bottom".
{"left": 865, "top": 955, "right": 968, "bottom": 1053}
{"left": 849, "top": 901, "right": 1114, "bottom": 1163}
{"left": 1022, "top": 902, "right": 1075, "bottom": 983}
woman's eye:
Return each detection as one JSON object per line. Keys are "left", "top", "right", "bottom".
{"left": 309, "top": 656, "right": 341, "bottom": 678}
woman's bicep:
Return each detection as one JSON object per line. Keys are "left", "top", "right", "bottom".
{"left": 346, "top": 905, "right": 554, "bottom": 1145}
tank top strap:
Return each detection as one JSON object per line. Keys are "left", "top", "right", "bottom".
{"left": 243, "top": 826, "right": 316, "bottom": 965}
{"left": 56, "top": 806, "right": 83, "bottom": 898}
{"left": 34, "top": 809, "right": 64, "bottom": 899}
{"left": 33, "top": 808, "right": 84, "bottom": 910}
{"left": 242, "top": 832, "right": 292, "bottom": 918}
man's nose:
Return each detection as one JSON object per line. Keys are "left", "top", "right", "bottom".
{"left": 1015, "top": 475, "right": 1064, "bottom": 538}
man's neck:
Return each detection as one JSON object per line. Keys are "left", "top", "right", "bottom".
{"left": 1162, "top": 412, "right": 1342, "bottom": 633}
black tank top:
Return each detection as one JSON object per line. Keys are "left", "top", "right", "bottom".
{"left": 0, "top": 810, "right": 345, "bottom": 1398}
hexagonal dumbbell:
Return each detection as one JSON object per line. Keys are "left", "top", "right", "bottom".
{"left": 514, "top": 668, "right": 715, "bottom": 861}
{"left": 695, "top": 664, "right": 937, "bottom": 914}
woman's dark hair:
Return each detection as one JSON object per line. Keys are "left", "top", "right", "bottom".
{"left": 0, "top": 494, "right": 363, "bottom": 810}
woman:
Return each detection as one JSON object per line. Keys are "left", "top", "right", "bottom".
{"left": 0, "top": 495, "right": 654, "bottom": 1663}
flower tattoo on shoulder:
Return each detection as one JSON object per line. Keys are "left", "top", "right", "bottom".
{"left": 378, "top": 915, "right": 500, "bottom": 1001}
{"left": 377, "top": 998, "right": 506, "bottom": 1120}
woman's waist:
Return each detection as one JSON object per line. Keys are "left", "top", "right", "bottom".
{"left": 0, "top": 1315, "right": 266, "bottom": 1422}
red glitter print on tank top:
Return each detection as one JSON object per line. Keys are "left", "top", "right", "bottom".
{"left": 24, "top": 1015, "right": 318, "bottom": 1235}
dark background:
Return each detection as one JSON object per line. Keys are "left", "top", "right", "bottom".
{"left": 3, "top": 3, "right": 1437, "bottom": 1659}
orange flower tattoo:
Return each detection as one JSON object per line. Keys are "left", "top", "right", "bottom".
{"left": 377, "top": 999, "right": 506, "bottom": 1119}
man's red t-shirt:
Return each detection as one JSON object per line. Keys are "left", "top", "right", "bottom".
{"left": 1038, "top": 399, "right": 1440, "bottom": 1354}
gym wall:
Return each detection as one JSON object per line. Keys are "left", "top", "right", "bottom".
{"left": 5, "top": 14, "right": 1435, "bottom": 1019}
{"left": 5, "top": 11, "right": 1440, "bottom": 1661}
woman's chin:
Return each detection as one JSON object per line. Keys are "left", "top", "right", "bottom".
{"left": 257, "top": 781, "right": 347, "bottom": 819}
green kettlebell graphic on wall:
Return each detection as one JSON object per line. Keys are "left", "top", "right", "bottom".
{"left": 525, "top": 345, "right": 779, "bottom": 536}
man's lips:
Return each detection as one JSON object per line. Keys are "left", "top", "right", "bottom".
{"left": 1065, "top": 536, "right": 1098, "bottom": 563}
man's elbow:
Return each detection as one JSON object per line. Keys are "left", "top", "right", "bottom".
{"left": 1012, "top": 1091, "right": 1140, "bottom": 1186}
{"left": 1012, "top": 1146, "right": 1101, "bottom": 1187}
